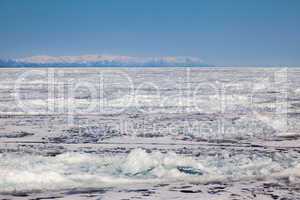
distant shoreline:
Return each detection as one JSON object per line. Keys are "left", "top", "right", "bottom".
{"left": 0, "top": 66, "right": 297, "bottom": 69}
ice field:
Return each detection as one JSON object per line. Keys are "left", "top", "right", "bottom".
{"left": 0, "top": 67, "right": 300, "bottom": 199}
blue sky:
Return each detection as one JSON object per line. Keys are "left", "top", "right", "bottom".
{"left": 0, "top": 0, "right": 299, "bottom": 66}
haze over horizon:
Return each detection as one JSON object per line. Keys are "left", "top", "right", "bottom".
{"left": 0, "top": 0, "right": 300, "bottom": 66}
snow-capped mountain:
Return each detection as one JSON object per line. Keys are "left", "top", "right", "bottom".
{"left": 0, "top": 55, "right": 210, "bottom": 67}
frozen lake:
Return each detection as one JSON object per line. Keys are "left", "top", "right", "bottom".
{"left": 0, "top": 67, "right": 300, "bottom": 199}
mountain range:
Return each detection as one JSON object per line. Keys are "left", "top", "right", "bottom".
{"left": 0, "top": 55, "right": 210, "bottom": 67}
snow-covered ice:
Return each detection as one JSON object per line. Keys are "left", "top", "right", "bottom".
{"left": 0, "top": 67, "right": 300, "bottom": 199}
